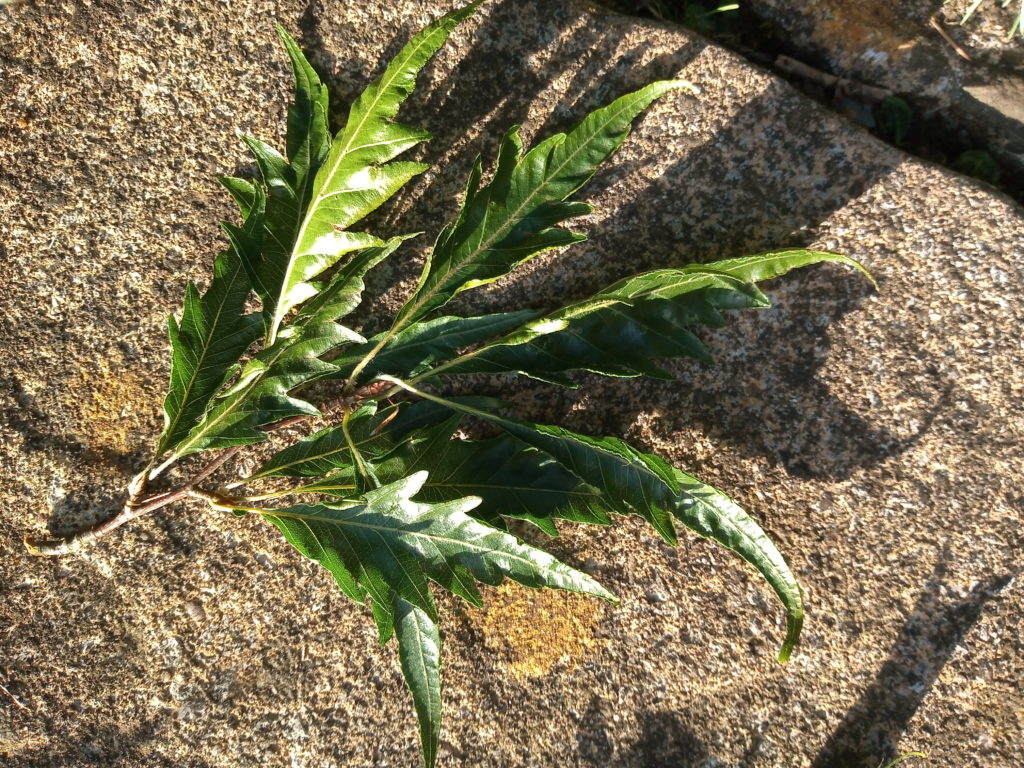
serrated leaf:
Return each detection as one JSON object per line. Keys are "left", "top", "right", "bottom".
{"left": 374, "top": 419, "right": 611, "bottom": 535}
{"left": 378, "top": 380, "right": 803, "bottom": 659}
{"left": 495, "top": 420, "right": 803, "bottom": 660}
{"left": 170, "top": 320, "right": 364, "bottom": 457}
{"left": 277, "top": 26, "right": 331, "bottom": 192}
{"left": 441, "top": 269, "right": 765, "bottom": 384}
{"left": 394, "top": 597, "right": 442, "bottom": 768}
{"left": 262, "top": 471, "right": 614, "bottom": 622}
{"left": 685, "top": 249, "right": 875, "bottom": 288}
{"left": 395, "top": 80, "right": 692, "bottom": 326}
{"left": 156, "top": 205, "right": 264, "bottom": 456}
{"left": 293, "top": 235, "right": 415, "bottom": 328}
{"left": 264, "top": 2, "right": 483, "bottom": 345}
{"left": 247, "top": 402, "right": 397, "bottom": 480}
{"left": 668, "top": 467, "right": 804, "bottom": 662}
{"left": 228, "top": 29, "right": 333, "bottom": 333}
{"left": 437, "top": 251, "right": 871, "bottom": 384}
{"left": 261, "top": 470, "right": 614, "bottom": 767}
{"left": 332, "top": 309, "right": 540, "bottom": 385}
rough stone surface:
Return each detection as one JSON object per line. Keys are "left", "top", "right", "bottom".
{"left": 743, "top": 0, "right": 1024, "bottom": 174}
{"left": 2, "top": 1, "right": 1023, "bottom": 767}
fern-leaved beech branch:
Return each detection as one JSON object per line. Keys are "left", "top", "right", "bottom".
{"left": 26, "top": 3, "right": 873, "bottom": 766}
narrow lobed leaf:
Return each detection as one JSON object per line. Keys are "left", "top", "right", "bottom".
{"left": 394, "top": 597, "right": 442, "bottom": 768}
{"left": 395, "top": 80, "right": 694, "bottom": 326}
{"left": 434, "top": 252, "right": 870, "bottom": 385}
{"left": 171, "top": 320, "right": 363, "bottom": 457}
{"left": 371, "top": 419, "right": 612, "bottom": 536}
{"left": 331, "top": 309, "right": 541, "bottom": 385}
{"left": 265, "top": 1, "right": 484, "bottom": 344}
{"left": 156, "top": 189, "right": 266, "bottom": 456}
{"left": 246, "top": 402, "right": 397, "bottom": 480}
{"left": 276, "top": 26, "right": 332, "bottom": 194}
{"left": 440, "top": 269, "right": 765, "bottom": 384}
{"left": 378, "top": 378, "right": 803, "bottom": 659}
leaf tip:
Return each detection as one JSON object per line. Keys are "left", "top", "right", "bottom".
{"left": 23, "top": 535, "right": 43, "bottom": 557}
{"left": 665, "top": 78, "right": 701, "bottom": 97}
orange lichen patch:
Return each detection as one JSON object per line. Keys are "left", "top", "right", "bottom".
{"left": 470, "top": 582, "right": 607, "bottom": 681}
{"left": 62, "top": 358, "right": 157, "bottom": 458}
{"left": 807, "top": 0, "right": 917, "bottom": 61}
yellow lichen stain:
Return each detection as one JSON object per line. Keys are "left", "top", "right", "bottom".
{"left": 63, "top": 358, "right": 156, "bottom": 459}
{"left": 806, "top": 0, "right": 916, "bottom": 62}
{"left": 470, "top": 582, "right": 607, "bottom": 681}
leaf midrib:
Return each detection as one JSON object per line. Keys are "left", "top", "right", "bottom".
{"left": 271, "top": 27, "right": 444, "bottom": 343}
{"left": 401, "top": 91, "right": 655, "bottom": 328}
{"left": 266, "top": 507, "right": 571, "bottom": 574}
{"left": 160, "top": 263, "right": 248, "bottom": 453}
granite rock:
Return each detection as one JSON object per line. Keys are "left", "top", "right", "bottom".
{"left": 1, "top": 1, "right": 1022, "bottom": 767}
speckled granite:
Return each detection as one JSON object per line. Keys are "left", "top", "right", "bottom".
{"left": 1, "top": 1, "right": 1022, "bottom": 766}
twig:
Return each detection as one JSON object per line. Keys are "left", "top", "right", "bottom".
{"left": 259, "top": 414, "right": 311, "bottom": 432}
{"left": 25, "top": 488, "right": 190, "bottom": 556}
{"left": 0, "top": 681, "right": 30, "bottom": 712}
{"left": 774, "top": 55, "right": 894, "bottom": 103}
{"left": 25, "top": 447, "right": 243, "bottom": 557}
{"left": 189, "top": 445, "right": 242, "bottom": 485}
{"left": 930, "top": 13, "right": 973, "bottom": 61}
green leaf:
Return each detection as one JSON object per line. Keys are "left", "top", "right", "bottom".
{"left": 686, "top": 249, "right": 875, "bottom": 288}
{"left": 277, "top": 26, "right": 331, "bottom": 195}
{"left": 260, "top": 471, "right": 614, "bottom": 767}
{"left": 233, "top": 28, "right": 332, "bottom": 333}
{"left": 668, "top": 468, "right": 804, "bottom": 662}
{"left": 332, "top": 310, "right": 540, "bottom": 384}
{"left": 378, "top": 379, "right": 803, "bottom": 659}
{"left": 371, "top": 419, "right": 609, "bottom": 535}
{"left": 247, "top": 404, "right": 610, "bottom": 539}
{"left": 292, "top": 235, "right": 415, "bottom": 328}
{"left": 395, "top": 80, "right": 693, "bottom": 326}
{"left": 497, "top": 420, "right": 803, "bottom": 660}
{"left": 394, "top": 597, "right": 442, "bottom": 768}
{"left": 247, "top": 402, "right": 397, "bottom": 480}
{"left": 262, "top": 471, "right": 614, "bottom": 622}
{"left": 264, "top": 2, "right": 483, "bottom": 344}
{"left": 171, "top": 320, "right": 364, "bottom": 457}
{"left": 219, "top": 176, "right": 261, "bottom": 217}
{"left": 441, "top": 269, "right": 767, "bottom": 384}
{"left": 156, "top": 185, "right": 267, "bottom": 457}
{"left": 438, "top": 251, "right": 871, "bottom": 384}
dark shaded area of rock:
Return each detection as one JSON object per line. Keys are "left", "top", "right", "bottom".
{"left": 740, "top": 0, "right": 1024, "bottom": 195}
{"left": 1, "top": 1, "right": 1022, "bottom": 767}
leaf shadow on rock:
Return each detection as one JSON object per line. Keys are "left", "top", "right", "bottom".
{"left": 574, "top": 695, "right": 770, "bottom": 767}
{"left": 810, "top": 554, "right": 1017, "bottom": 768}
{"left": 575, "top": 694, "right": 619, "bottom": 764}
{"left": 557, "top": 80, "right": 917, "bottom": 482}
{"left": 402, "top": 0, "right": 706, "bottom": 218}
{"left": 0, "top": 373, "right": 145, "bottom": 537}
{"left": 1, "top": 560, "right": 216, "bottom": 768}
{"left": 343, "top": 0, "right": 706, "bottom": 336}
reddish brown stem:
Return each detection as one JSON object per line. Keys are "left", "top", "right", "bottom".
{"left": 25, "top": 447, "right": 243, "bottom": 557}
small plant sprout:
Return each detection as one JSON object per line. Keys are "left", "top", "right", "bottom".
{"left": 26, "top": 2, "right": 873, "bottom": 765}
